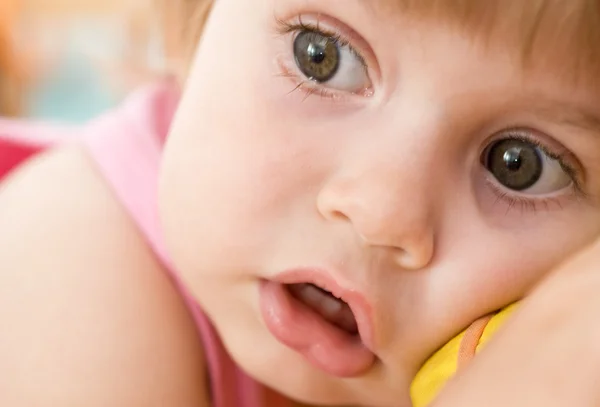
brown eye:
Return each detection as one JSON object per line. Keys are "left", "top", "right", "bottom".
{"left": 483, "top": 137, "right": 572, "bottom": 194}
{"left": 485, "top": 139, "right": 542, "bottom": 191}
{"left": 294, "top": 31, "right": 340, "bottom": 83}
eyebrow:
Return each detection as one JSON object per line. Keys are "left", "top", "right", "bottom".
{"left": 359, "top": 0, "right": 401, "bottom": 17}
{"left": 526, "top": 101, "right": 600, "bottom": 134}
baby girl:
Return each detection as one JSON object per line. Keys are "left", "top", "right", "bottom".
{"left": 2, "top": 0, "right": 600, "bottom": 406}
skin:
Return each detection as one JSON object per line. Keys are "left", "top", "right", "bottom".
{"left": 2, "top": 0, "right": 600, "bottom": 406}
{"left": 433, "top": 238, "right": 600, "bottom": 407}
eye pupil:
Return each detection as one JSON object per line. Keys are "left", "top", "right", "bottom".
{"left": 307, "top": 43, "right": 326, "bottom": 64}
{"left": 486, "top": 139, "right": 543, "bottom": 191}
{"left": 294, "top": 31, "right": 340, "bottom": 83}
{"left": 503, "top": 148, "right": 523, "bottom": 172}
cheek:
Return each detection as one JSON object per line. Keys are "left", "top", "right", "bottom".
{"left": 159, "top": 126, "right": 313, "bottom": 272}
{"left": 405, "top": 210, "right": 600, "bottom": 365}
{"left": 436, "top": 209, "right": 600, "bottom": 320}
{"left": 158, "top": 85, "right": 344, "bottom": 277}
{"left": 159, "top": 1, "right": 368, "bottom": 270}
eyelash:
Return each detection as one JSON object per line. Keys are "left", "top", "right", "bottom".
{"left": 483, "top": 130, "right": 586, "bottom": 213}
{"left": 275, "top": 18, "right": 369, "bottom": 101}
{"left": 487, "top": 182, "right": 585, "bottom": 214}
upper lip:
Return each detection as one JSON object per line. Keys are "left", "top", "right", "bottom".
{"left": 273, "top": 268, "right": 377, "bottom": 354}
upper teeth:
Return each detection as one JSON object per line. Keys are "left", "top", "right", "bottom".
{"left": 290, "top": 283, "right": 358, "bottom": 334}
{"left": 299, "top": 284, "right": 343, "bottom": 317}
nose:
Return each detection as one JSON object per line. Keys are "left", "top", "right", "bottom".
{"left": 317, "top": 165, "right": 436, "bottom": 271}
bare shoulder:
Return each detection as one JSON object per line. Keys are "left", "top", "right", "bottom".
{"left": 0, "top": 146, "right": 209, "bottom": 406}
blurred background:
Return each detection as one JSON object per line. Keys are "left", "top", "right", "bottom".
{"left": 1, "top": 0, "right": 166, "bottom": 123}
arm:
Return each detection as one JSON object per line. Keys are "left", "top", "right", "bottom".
{"left": 433, "top": 240, "right": 600, "bottom": 407}
{"left": 0, "top": 146, "right": 209, "bottom": 406}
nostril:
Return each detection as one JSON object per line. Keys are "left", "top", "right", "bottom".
{"left": 330, "top": 210, "right": 350, "bottom": 222}
{"left": 317, "top": 175, "right": 435, "bottom": 269}
{"left": 392, "top": 239, "right": 434, "bottom": 270}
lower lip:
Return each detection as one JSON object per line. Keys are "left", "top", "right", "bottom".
{"left": 259, "top": 280, "right": 375, "bottom": 377}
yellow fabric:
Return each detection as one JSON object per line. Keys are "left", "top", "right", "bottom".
{"left": 476, "top": 303, "right": 518, "bottom": 351}
{"left": 410, "top": 303, "right": 519, "bottom": 407}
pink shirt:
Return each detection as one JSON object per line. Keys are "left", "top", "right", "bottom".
{"left": 0, "top": 83, "right": 293, "bottom": 407}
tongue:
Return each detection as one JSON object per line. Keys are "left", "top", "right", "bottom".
{"left": 287, "top": 283, "right": 358, "bottom": 334}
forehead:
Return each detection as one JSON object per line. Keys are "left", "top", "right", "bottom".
{"left": 359, "top": 0, "right": 600, "bottom": 89}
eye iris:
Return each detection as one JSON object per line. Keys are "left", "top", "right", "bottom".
{"left": 294, "top": 31, "right": 340, "bottom": 83}
{"left": 487, "top": 139, "right": 543, "bottom": 191}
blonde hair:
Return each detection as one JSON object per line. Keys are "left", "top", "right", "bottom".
{"left": 159, "top": 0, "right": 212, "bottom": 75}
{"left": 394, "top": 0, "right": 600, "bottom": 86}
{"left": 172, "top": 0, "right": 600, "bottom": 87}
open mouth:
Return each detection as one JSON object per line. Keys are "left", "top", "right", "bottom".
{"left": 259, "top": 271, "right": 375, "bottom": 377}
{"left": 286, "top": 283, "right": 359, "bottom": 335}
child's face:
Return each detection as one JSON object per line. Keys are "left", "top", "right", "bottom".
{"left": 159, "top": 0, "right": 600, "bottom": 405}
